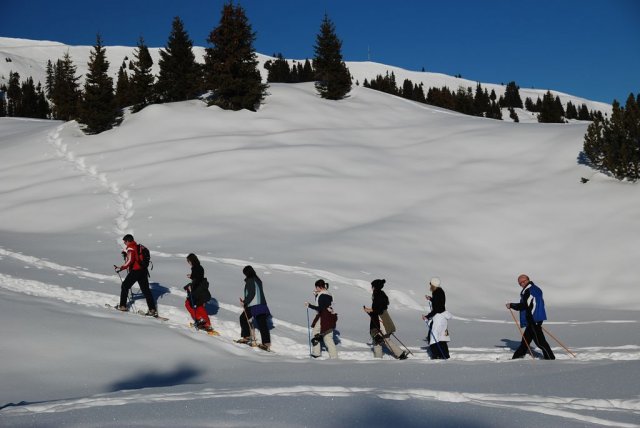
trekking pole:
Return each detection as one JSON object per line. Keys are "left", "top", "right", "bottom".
{"left": 242, "top": 305, "right": 257, "bottom": 347}
{"left": 306, "top": 307, "right": 313, "bottom": 358}
{"left": 187, "top": 287, "right": 199, "bottom": 330}
{"left": 541, "top": 326, "right": 576, "bottom": 358}
{"left": 391, "top": 333, "right": 414, "bottom": 356}
{"left": 114, "top": 266, "right": 136, "bottom": 312}
{"left": 508, "top": 307, "right": 535, "bottom": 360}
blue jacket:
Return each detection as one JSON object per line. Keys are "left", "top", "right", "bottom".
{"left": 511, "top": 282, "right": 547, "bottom": 328}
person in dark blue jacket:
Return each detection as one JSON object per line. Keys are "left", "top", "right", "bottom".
{"left": 506, "top": 274, "right": 555, "bottom": 360}
{"left": 237, "top": 265, "right": 271, "bottom": 351}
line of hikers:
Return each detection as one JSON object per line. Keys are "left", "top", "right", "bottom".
{"left": 113, "top": 234, "right": 555, "bottom": 360}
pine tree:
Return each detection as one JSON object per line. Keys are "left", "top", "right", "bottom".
{"left": 414, "top": 83, "right": 426, "bottom": 103}
{"left": 509, "top": 107, "right": 519, "bottom": 122}
{"left": 130, "top": 37, "right": 155, "bottom": 112}
{"left": 19, "top": 77, "right": 38, "bottom": 118}
{"left": 535, "top": 97, "right": 543, "bottom": 112}
{"left": 624, "top": 93, "right": 640, "bottom": 179}
{"left": 473, "top": 83, "right": 490, "bottom": 116}
{"left": 204, "top": 2, "right": 267, "bottom": 111}
{"left": 45, "top": 60, "right": 54, "bottom": 97}
{"left": 401, "top": 79, "right": 414, "bottom": 100}
{"left": 577, "top": 103, "right": 590, "bottom": 120}
{"left": 502, "top": 81, "right": 523, "bottom": 108}
{"left": 301, "top": 59, "right": 314, "bottom": 82}
{"left": 565, "top": 101, "right": 578, "bottom": 119}
{"left": 157, "top": 16, "right": 201, "bottom": 102}
{"left": 50, "top": 52, "right": 80, "bottom": 121}
{"left": 538, "top": 91, "right": 564, "bottom": 123}
{"left": 313, "top": 14, "right": 351, "bottom": 100}
{"left": 114, "top": 61, "right": 131, "bottom": 109}
{"left": 583, "top": 94, "right": 640, "bottom": 181}
{"left": 583, "top": 114, "right": 606, "bottom": 169}
{"left": 486, "top": 100, "right": 503, "bottom": 120}
{"left": 554, "top": 96, "right": 566, "bottom": 119}
{"left": 603, "top": 100, "right": 627, "bottom": 178}
{"left": 35, "top": 82, "right": 50, "bottom": 119}
{"left": 79, "top": 35, "right": 118, "bottom": 134}
{"left": 265, "top": 53, "right": 291, "bottom": 83}
{"left": 6, "top": 71, "right": 21, "bottom": 116}
{"left": 0, "top": 91, "right": 6, "bottom": 117}
{"left": 524, "top": 97, "right": 534, "bottom": 111}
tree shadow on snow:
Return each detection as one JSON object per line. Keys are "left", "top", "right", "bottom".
{"left": 109, "top": 364, "right": 203, "bottom": 392}
{"left": 346, "top": 399, "right": 495, "bottom": 428}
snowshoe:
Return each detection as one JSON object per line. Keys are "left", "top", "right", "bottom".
{"left": 257, "top": 343, "right": 271, "bottom": 352}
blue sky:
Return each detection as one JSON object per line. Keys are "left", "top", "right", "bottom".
{"left": 3, "top": 0, "right": 639, "bottom": 103}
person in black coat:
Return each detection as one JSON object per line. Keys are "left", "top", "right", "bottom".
{"left": 183, "top": 253, "right": 214, "bottom": 332}
{"left": 363, "top": 279, "right": 407, "bottom": 360}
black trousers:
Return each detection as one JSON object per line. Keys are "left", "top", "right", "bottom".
{"left": 512, "top": 322, "right": 555, "bottom": 360}
{"left": 119, "top": 269, "right": 156, "bottom": 311}
{"left": 429, "top": 342, "right": 450, "bottom": 359}
{"left": 239, "top": 311, "right": 270, "bottom": 344}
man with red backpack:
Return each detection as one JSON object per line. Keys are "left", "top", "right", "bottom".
{"left": 114, "top": 234, "right": 157, "bottom": 317}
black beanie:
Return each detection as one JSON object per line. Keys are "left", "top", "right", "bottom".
{"left": 243, "top": 265, "right": 256, "bottom": 278}
{"left": 371, "top": 279, "right": 386, "bottom": 290}
{"left": 315, "top": 279, "right": 328, "bottom": 289}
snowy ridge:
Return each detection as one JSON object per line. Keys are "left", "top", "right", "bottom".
{"left": 0, "top": 36, "right": 612, "bottom": 114}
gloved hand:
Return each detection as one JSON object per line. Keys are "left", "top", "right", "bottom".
{"left": 373, "top": 332, "right": 385, "bottom": 345}
{"left": 311, "top": 334, "right": 322, "bottom": 346}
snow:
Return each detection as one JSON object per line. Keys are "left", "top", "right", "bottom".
{"left": 0, "top": 38, "right": 639, "bottom": 427}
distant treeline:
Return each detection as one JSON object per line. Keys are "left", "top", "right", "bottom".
{"left": 0, "top": 7, "right": 352, "bottom": 134}
{"left": 359, "top": 72, "right": 598, "bottom": 124}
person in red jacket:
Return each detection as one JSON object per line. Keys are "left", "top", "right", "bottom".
{"left": 114, "top": 234, "right": 157, "bottom": 316}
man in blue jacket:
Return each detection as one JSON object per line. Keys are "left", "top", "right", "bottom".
{"left": 506, "top": 274, "right": 555, "bottom": 360}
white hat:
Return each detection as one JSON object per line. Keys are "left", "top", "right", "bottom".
{"left": 429, "top": 277, "right": 441, "bottom": 287}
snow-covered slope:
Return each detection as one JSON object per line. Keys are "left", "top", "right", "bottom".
{"left": 0, "top": 54, "right": 638, "bottom": 426}
{"left": 0, "top": 37, "right": 612, "bottom": 115}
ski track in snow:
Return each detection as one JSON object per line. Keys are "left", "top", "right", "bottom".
{"left": 2, "top": 385, "right": 639, "bottom": 428}
{"left": 30, "top": 122, "right": 640, "bottom": 324}
{"left": 1, "top": 112, "right": 639, "bottom": 428}
{"left": 1, "top": 269, "right": 639, "bottom": 362}
{"left": 0, "top": 124, "right": 634, "bottom": 363}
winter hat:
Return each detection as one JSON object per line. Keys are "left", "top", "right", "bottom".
{"left": 371, "top": 279, "right": 386, "bottom": 290}
{"left": 122, "top": 234, "right": 134, "bottom": 242}
{"left": 315, "top": 279, "right": 329, "bottom": 289}
{"left": 429, "top": 277, "right": 441, "bottom": 288}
